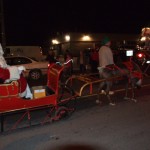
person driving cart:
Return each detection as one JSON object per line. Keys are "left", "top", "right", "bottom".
{"left": 59, "top": 52, "right": 73, "bottom": 83}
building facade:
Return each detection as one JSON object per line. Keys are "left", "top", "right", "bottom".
{"left": 50, "top": 32, "right": 140, "bottom": 56}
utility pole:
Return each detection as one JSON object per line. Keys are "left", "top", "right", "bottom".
{"left": 0, "top": 0, "right": 6, "bottom": 54}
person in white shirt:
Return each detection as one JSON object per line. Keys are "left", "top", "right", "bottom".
{"left": 97, "top": 37, "right": 115, "bottom": 104}
{"left": 98, "top": 37, "right": 114, "bottom": 68}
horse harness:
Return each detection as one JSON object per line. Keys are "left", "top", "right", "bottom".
{"left": 105, "top": 62, "right": 143, "bottom": 83}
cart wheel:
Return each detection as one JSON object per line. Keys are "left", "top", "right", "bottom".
{"left": 57, "top": 84, "right": 77, "bottom": 113}
{"left": 62, "top": 96, "right": 77, "bottom": 114}
{"left": 45, "top": 106, "right": 56, "bottom": 118}
{"left": 58, "top": 84, "right": 75, "bottom": 101}
{"left": 29, "top": 69, "right": 42, "bottom": 80}
{"left": 55, "top": 106, "right": 69, "bottom": 120}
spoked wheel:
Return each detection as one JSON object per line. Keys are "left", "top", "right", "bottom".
{"left": 41, "top": 106, "right": 56, "bottom": 124}
{"left": 29, "top": 70, "right": 42, "bottom": 80}
{"left": 57, "top": 84, "right": 77, "bottom": 116}
{"left": 54, "top": 106, "right": 69, "bottom": 120}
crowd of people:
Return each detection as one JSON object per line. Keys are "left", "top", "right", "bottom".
{"left": 45, "top": 36, "right": 114, "bottom": 76}
{"left": 78, "top": 36, "right": 113, "bottom": 75}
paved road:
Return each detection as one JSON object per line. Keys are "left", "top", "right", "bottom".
{"left": 0, "top": 75, "right": 150, "bottom": 150}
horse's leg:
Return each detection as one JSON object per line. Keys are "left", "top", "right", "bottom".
{"left": 124, "top": 82, "right": 130, "bottom": 100}
{"left": 130, "top": 82, "right": 137, "bottom": 102}
{"left": 124, "top": 80, "right": 137, "bottom": 102}
{"left": 105, "top": 81, "right": 116, "bottom": 106}
{"left": 96, "top": 81, "right": 106, "bottom": 104}
{"left": 96, "top": 68, "right": 115, "bottom": 106}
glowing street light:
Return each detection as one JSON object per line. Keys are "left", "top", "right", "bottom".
{"left": 82, "top": 35, "right": 91, "bottom": 41}
{"left": 65, "top": 35, "right": 70, "bottom": 41}
{"left": 52, "top": 39, "right": 59, "bottom": 44}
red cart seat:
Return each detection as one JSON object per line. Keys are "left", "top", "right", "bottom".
{"left": 0, "top": 81, "right": 19, "bottom": 97}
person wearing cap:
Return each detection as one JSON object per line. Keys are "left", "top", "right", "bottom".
{"left": 97, "top": 36, "right": 115, "bottom": 98}
{"left": 98, "top": 37, "right": 114, "bottom": 68}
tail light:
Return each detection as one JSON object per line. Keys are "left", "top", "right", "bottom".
{"left": 136, "top": 53, "right": 145, "bottom": 58}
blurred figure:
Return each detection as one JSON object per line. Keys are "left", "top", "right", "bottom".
{"left": 64, "top": 49, "right": 72, "bottom": 61}
{"left": 46, "top": 50, "right": 57, "bottom": 64}
{"left": 60, "top": 52, "right": 73, "bottom": 83}
{"left": 90, "top": 48, "right": 99, "bottom": 73}
{"left": 0, "top": 43, "right": 8, "bottom": 68}
{"left": 64, "top": 50, "right": 73, "bottom": 74}
{"left": 64, "top": 52, "right": 73, "bottom": 75}
{"left": 79, "top": 50, "right": 86, "bottom": 74}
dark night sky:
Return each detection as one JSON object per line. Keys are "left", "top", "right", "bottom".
{"left": 3, "top": 0, "right": 150, "bottom": 46}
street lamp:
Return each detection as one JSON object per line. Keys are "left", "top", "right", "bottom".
{"left": 52, "top": 39, "right": 59, "bottom": 45}
{"left": 65, "top": 35, "right": 70, "bottom": 41}
{"left": 82, "top": 35, "right": 91, "bottom": 41}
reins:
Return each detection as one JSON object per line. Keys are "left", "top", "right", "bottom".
{"left": 105, "top": 62, "right": 143, "bottom": 83}
{"left": 105, "top": 64, "right": 126, "bottom": 74}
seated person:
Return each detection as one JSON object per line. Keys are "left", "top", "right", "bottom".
{"left": 0, "top": 65, "right": 32, "bottom": 99}
{"left": 63, "top": 53, "right": 73, "bottom": 76}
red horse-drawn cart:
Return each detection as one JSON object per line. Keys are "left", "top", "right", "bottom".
{"left": 0, "top": 63, "right": 76, "bottom": 132}
{"left": 0, "top": 50, "right": 143, "bottom": 133}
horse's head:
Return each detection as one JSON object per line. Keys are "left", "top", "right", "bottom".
{"left": 117, "top": 61, "right": 143, "bottom": 89}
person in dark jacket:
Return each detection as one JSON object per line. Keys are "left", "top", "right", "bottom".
{"left": 46, "top": 50, "right": 57, "bottom": 64}
{"left": 90, "top": 48, "right": 99, "bottom": 73}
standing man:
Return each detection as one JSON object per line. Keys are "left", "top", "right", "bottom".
{"left": 97, "top": 37, "right": 115, "bottom": 96}
{"left": 98, "top": 37, "right": 114, "bottom": 68}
